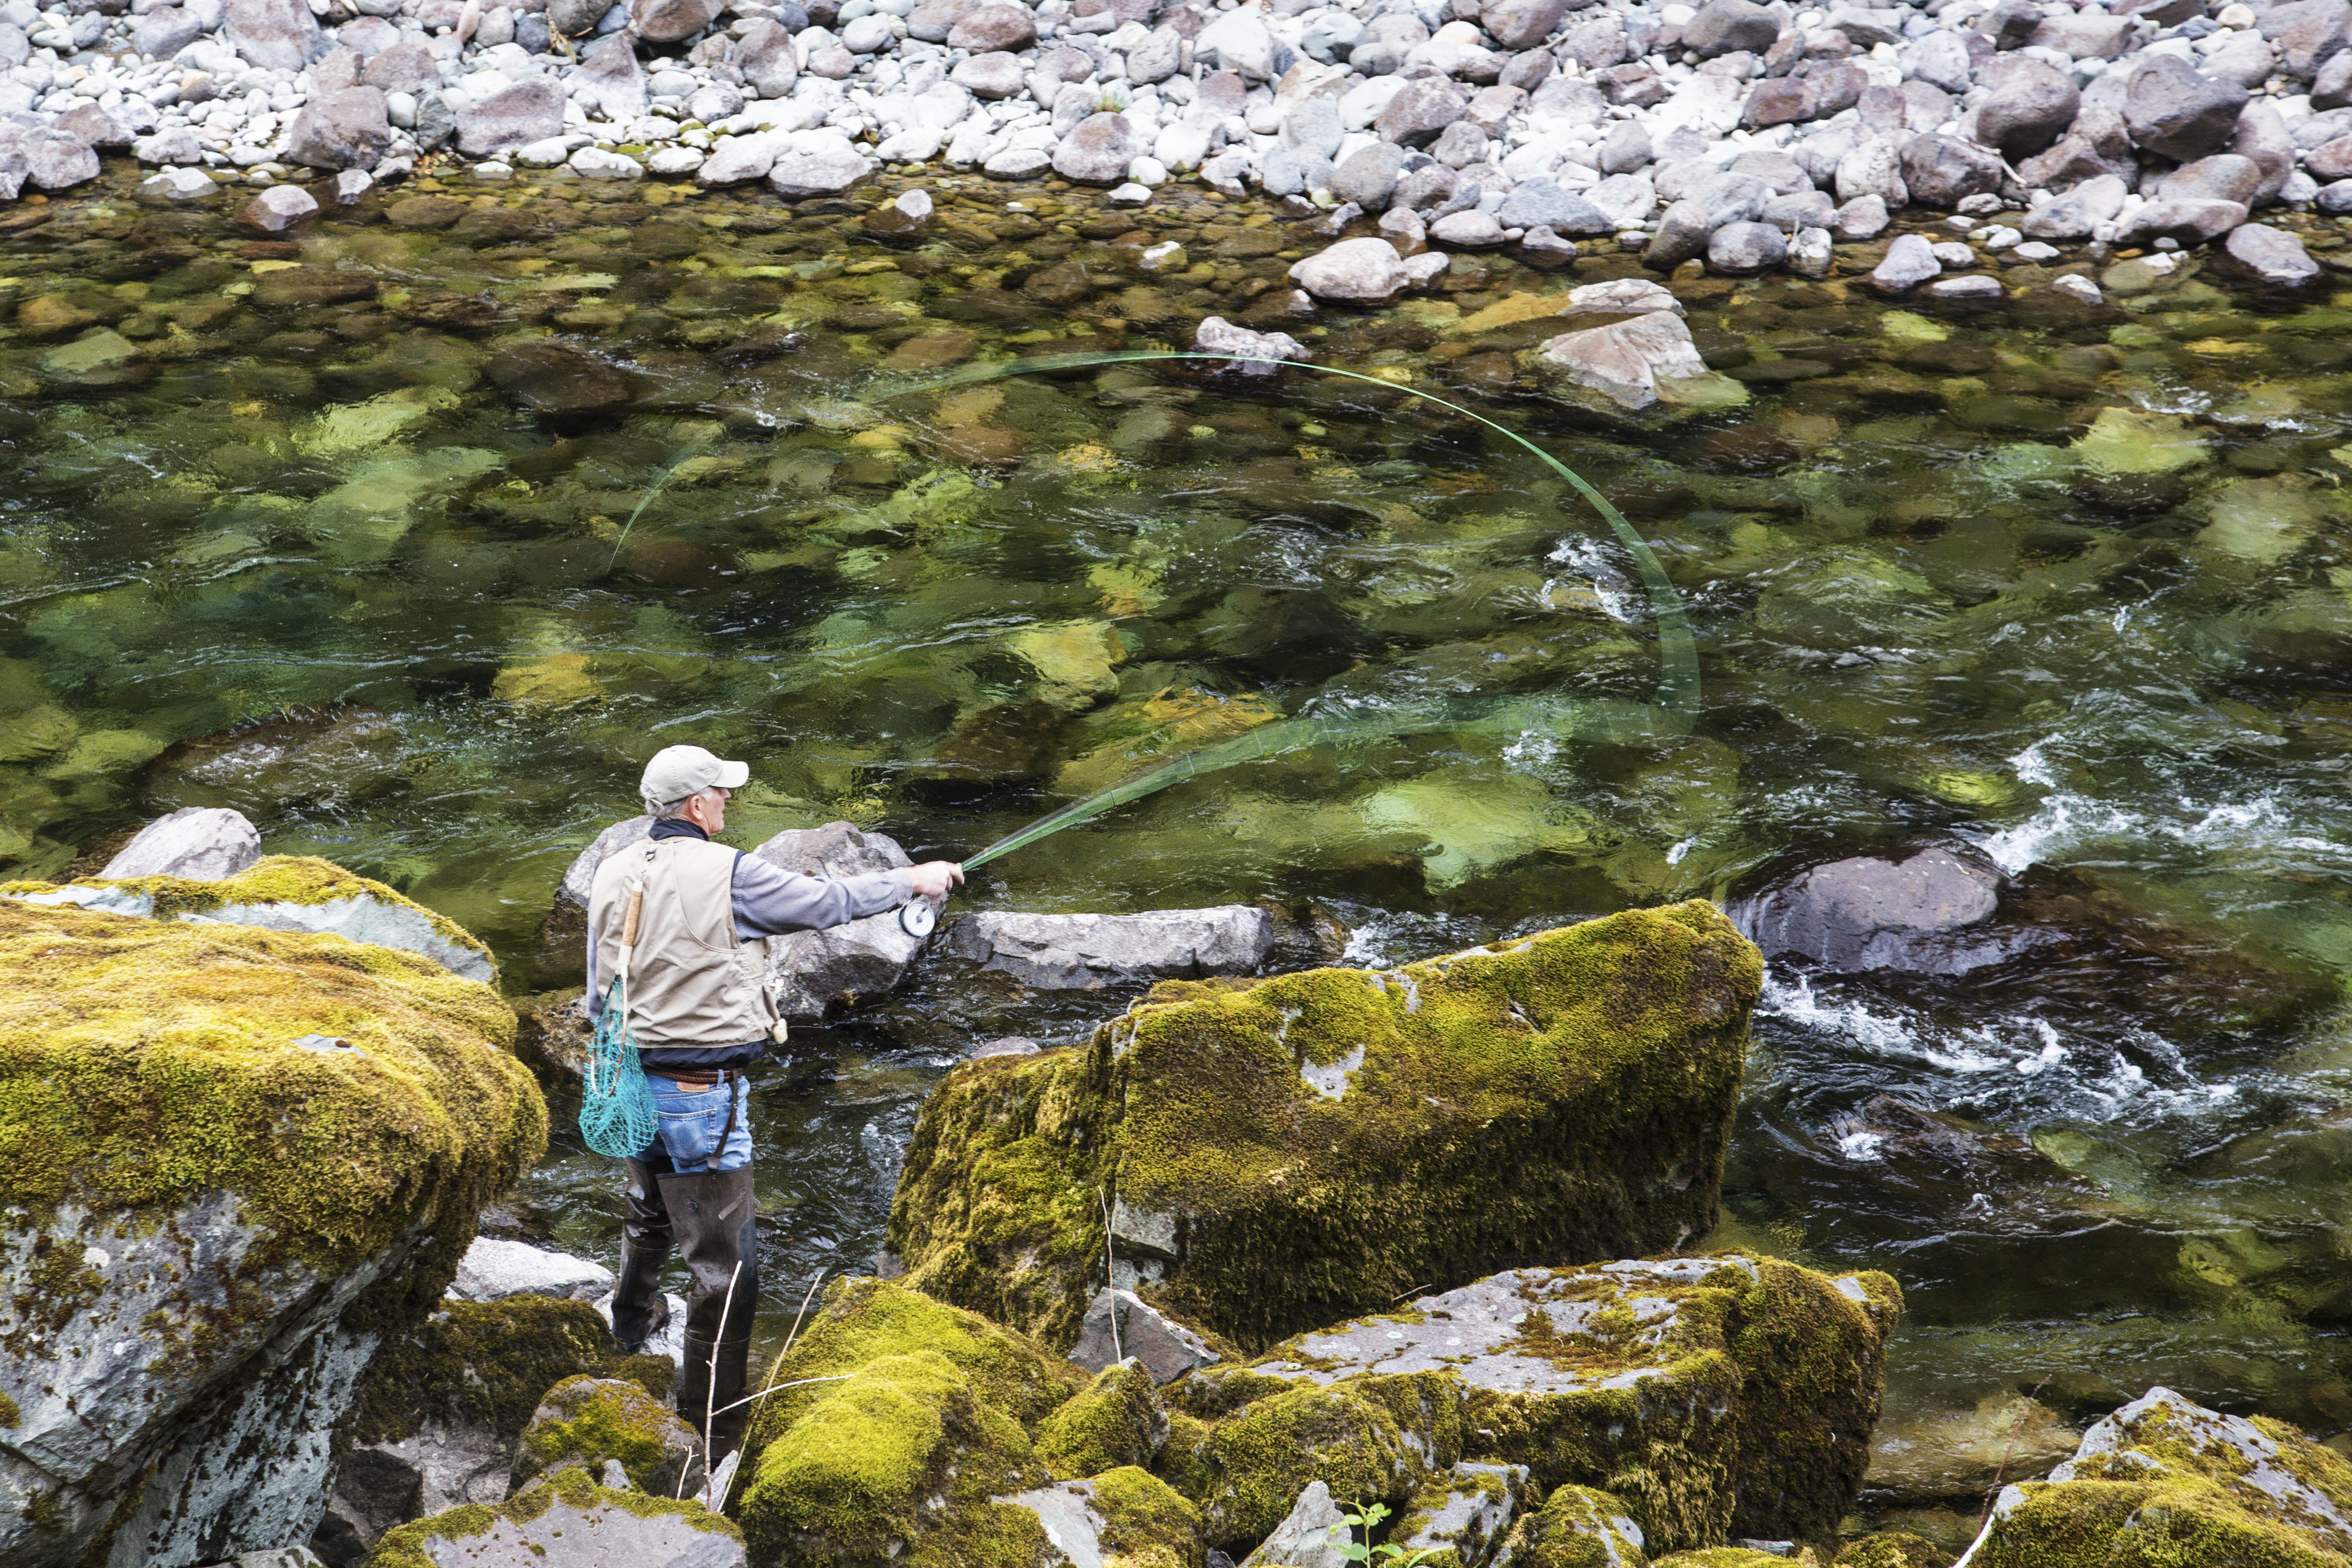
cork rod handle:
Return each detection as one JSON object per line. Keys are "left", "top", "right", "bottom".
{"left": 621, "top": 887, "right": 643, "bottom": 950}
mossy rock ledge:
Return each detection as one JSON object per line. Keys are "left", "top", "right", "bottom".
{"left": 1962, "top": 1385, "right": 2352, "bottom": 1566}
{"left": 363, "top": 1462, "right": 745, "bottom": 1568}
{"left": 734, "top": 1276, "right": 1205, "bottom": 1568}
{"left": 1171, "top": 1252, "right": 1900, "bottom": 1558}
{"left": 0, "top": 892, "right": 546, "bottom": 1568}
{"left": 889, "top": 901, "right": 1763, "bottom": 1352}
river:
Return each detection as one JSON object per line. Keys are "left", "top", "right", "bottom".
{"left": 4, "top": 161, "right": 2349, "bottom": 1549}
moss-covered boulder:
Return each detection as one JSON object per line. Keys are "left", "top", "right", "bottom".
{"left": 1963, "top": 1386, "right": 2352, "bottom": 1566}
{"left": 2, "top": 854, "right": 498, "bottom": 983}
{"left": 512, "top": 1375, "right": 703, "bottom": 1500}
{"left": 1183, "top": 1253, "right": 1898, "bottom": 1559}
{"left": 0, "top": 896, "right": 543, "bottom": 1568}
{"left": 363, "top": 1462, "right": 745, "bottom": 1567}
{"left": 322, "top": 1299, "right": 676, "bottom": 1562}
{"left": 998, "top": 1467, "right": 1207, "bottom": 1568}
{"left": 891, "top": 904, "right": 1762, "bottom": 1352}
{"left": 1489, "top": 1483, "right": 1646, "bottom": 1568}
{"left": 1836, "top": 1533, "right": 1950, "bottom": 1568}
{"left": 1652, "top": 1552, "right": 1821, "bottom": 1567}
{"left": 1398, "top": 1462, "right": 1529, "bottom": 1568}
{"left": 1040, "top": 1363, "right": 1168, "bottom": 1479}
{"left": 736, "top": 1277, "right": 1086, "bottom": 1568}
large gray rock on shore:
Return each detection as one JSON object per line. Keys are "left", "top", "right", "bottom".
{"left": 447, "top": 1238, "right": 614, "bottom": 1304}
{"left": 369, "top": 1470, "right": 744, "bottom": 1567}
{"left": 2125, "top": 56, "right": 2250, "bottom": 161}
{"left": 2021, "top": 172, "right": 2127, "bottom": 238}
{"left": 568, "top": 32, "right": 649, "bottom": 122}
{"left": 1067, "top": 1286, "right": 1220, "bottom": 1383}
{"left": 752, "top": 821, "right": 921, "bottom": 1019}
{"left": 2114, "top": 195, "right": 2248, "bottom": 247}
{"left": 1054, "top": 111, "right": 1137, "bottom": 182}
{"left": 25, "top": 129, "right": 97, "bottom": 191}
{"left": 632, "top": 0, "right": 723, "bottom": 42}
{"left": 1682, "top": 0, "right": 1779, "bottom": 58}
{"left": 1975, "top": 56, "right": 2078, "bottom": 159}
{"left": 557, "top": 815, "right": 655, "bottom": 911}
{"left": 456, "top": 76, "right": 564, "bottom": 155}
{"left": 2226, "top": 222, "right": 2322, "bottom": 283}
{"left": 284, "top": 86, "right": 390, "bottom": 170}
{"left": 226, "top": 0, "right": 326, "bottom": 71}
{"left": 768, "top": 146, "right": 872, "bottom": 196}
{"left": 1899, "top": 133, "right": 2003, "bottom": 208}
{"left": 943, "top": 904, "right": 1275, "bottom": 989}
{"left": 1737, "top": 847, "right": 2000, "bottom": 972}
{"left": 101, "top": 807, "right": 263, "bottom": 881}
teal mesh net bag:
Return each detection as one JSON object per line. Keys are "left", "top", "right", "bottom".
{"left": 580, "top": 888, "right": 659, "bottom": 1159}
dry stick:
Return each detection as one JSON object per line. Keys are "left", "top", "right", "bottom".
{"left": 684, "top": 1258, "right": 746, "bottom": 1502}
{"left": 740, "top": 1271, "right": 828, "bottom": 1422}
{"left": 1096, "top": 1186, "right": 1122, "bottom": 1364}
{"left": 702, "top": 1373, "right": 855, "bottom": 1421}
{"left": 1979, "top": 1379, "right": 2052, "bottom": 1533}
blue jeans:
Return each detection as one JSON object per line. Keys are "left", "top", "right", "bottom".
{"left": 638, "top": 1072, "right": 753, "bottom": 1174}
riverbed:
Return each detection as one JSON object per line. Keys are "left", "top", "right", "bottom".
{"left": 5, "top": 161, "right": 2351, "bottom": 1549}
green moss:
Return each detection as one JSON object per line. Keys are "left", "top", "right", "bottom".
{"left": 0, "top": 1388, "right": 16, "bottom": 1427}
{"left": 1486, "top": 1484, "right": 1646, "bottom": 1568}
{"left": 1039, "top": 1362, "right": 1165, "bottom": 1479}
{"left": 1156, "top": 1409, "right": 1218, "bottom": 1505}
{"left": 353, "top": 1298, "right": 674, "bottom": 1446}
{"left": 0, "top": 898, "right": 543, "bottom": 1283}
{"left": 735, "top": 1278, "right": 1085, "bottom": 1568}
{"left": 515, "top": 1373, "right": 690, "bottom": 1493}
{"left": 1091, "top": 1465, "right": 1207, "bottom": 1568}
{"left": 1836, "top": 1532, "right": 1953, "bottom": 1568}
{"left": 1188, "top": 1379, "right": 1439, "bottom": 1549}
{"left": 365, "top": 1459, "right": 742, "bottom": 1568}
{"left": 1653, "top": 1551, "right": 1822, "bottom": 1567}
{"left": 891, "top": 903, "right": 1762, "bottom": 1352}
{"left": 1394, "top": 1463, "right": 1525, "bottom": 1568}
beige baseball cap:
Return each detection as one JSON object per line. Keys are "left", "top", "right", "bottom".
{"left": 641, "top": 744, "right": 750, "bottom": 804}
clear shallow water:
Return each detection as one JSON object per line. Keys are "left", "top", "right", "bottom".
{"left": 7, "top": 161, "right": 2352, "bottom": 1534}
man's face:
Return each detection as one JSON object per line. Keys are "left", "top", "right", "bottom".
{"left": 690, "top": 785, "right": 731, "bottom": 833}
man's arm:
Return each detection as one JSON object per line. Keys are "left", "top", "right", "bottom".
{"left": 729, "top": 853, "right": 914, "bottom": 939}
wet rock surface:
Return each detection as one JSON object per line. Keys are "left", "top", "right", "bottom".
{"left": 942, "top": 903, "right": 1277, "bottom": 988}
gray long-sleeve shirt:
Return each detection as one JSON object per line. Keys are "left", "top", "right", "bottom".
{"left": 586, "top": 819, "right": 913, "bottom": 1063}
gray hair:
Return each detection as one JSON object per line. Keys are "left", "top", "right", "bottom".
{"left": 645, "top": 791, "right": 699, "bottom": 818}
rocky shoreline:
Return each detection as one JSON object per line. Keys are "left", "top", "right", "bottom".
{"left": 4, "top": 0, "right": 2347, "bottom": 286}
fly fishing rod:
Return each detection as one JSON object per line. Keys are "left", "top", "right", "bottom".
{"left": 867, "top": 350, "right": 1703, "bottom": 938}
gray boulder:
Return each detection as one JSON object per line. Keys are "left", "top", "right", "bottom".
{"left": 749, "top": 821, "right": 921, "bottom": 1019}
{"left": 2268, "top": 0, "right": 2352, "bottom": 81}
{"left": 1289, "top": 235, "right": 1411, "bottom": 300}
{"left": 2320, "top": 176, "right": 2352, "bottom": 211}
{"left": 2020, "top": 172, "right": 2127, "bottom": 238}
{"left": 363, "top": 39, "right": 440, "bottom": 95}
{"left": 2124, "top": 56, "right": 2249, "bottom": 161}
{"left": 558, "top": 815, "right": 655, "bottom": 912}
{"left": 225, "top": 0, "right": 325, "bottom": 71}
{"left": 1899, "top": 133, "right": 2004, "bottom": 208}
{"left": 736, "top": 18, "right": 797, "bottom": 95}
{"left": 1708, "top": 219, "right": 1787, "bottom": 273}
{"left": 1738, "top": 847, "right": 2000, "bottom": 972}
{"left": 509, "top": 1376, "right": 704, "bottom": 1499}
{"left": 133, "top": 4, "right": 202, "bottom": 55}
{"left": 2233, "top": 100, "right": 2297, "bottom": 202}
{"left": 1054, "top": 111, "right": 1136, "bottom": 182}
{"left": 25, "top": 129, "right": 97, "bottom": 191}
{"left": 567, "top": 32, "right": 648, "bottom": 121}
{"left": 1975, "top": 56, "right": 2078, "bottom": 159}
{"left": 2226, "top": 222, "right": 2322, "bottom": 283}
{"left": 1870, "top": 230, "right": 1942, "bottom": 290}
{"left": 1831, "top": 192, "right": 1890, "bottom": 238}
{"left": 546, "top": 0, "right": 609, "bottom": 32}
{"left": 1194, "top": 314, "right": 1308, "bottom": 375}
{"left": 1903, "top": 28, "right": 1973, "bottom": 94}
{"left": 948, "top": 2, "right": 1037, "bottom": 51}
{"left": 631, "top": 0, "right": 721, "bottom": 42}
{"left": 1377, "top": 77, "right": 1468, "bottom": 146}
{"left": 456, "top": 76, "right": 564, "bottom": 155}
{"left": 284, "top": 85, "right": 390, "bottom": 170}
{"left": 769, "top": 147, "right": 873, "bottom": 196}
{"left": 1241, "top": 1482, "right": 1352, "bottom": 1568}
{"left": 368, "top": 1470, "right": 743, "bottom": 1567}
{"left": 943, "top": 904, "right": 1275, "bottom": 989}
{"left": 1495, "top": 176, "right": 1616, "bottom": 233}
{"left": 2114, "top": 195, "right": 2249, "bottom": 246}
{"left": 1481, "top": 0, "right": 1569, "bottom": 50}
{"left": 1067, "top": 1286, "right": 1221, "bottom": 1383}
{"left": 1682, "top": 0, "right": 1779, "bottom": 58}
{"left": 1333, "top": 141, "right": 1407, "bottom": 208}
{"left": 2160, "top": 152, "right": 2267, "bottom": 206}
{"left": 1639, "top": 198, "right": 1713, "bottom": 269}
{"left": 239, "top": 184, "right": 320, "bottom": 234}
{"left": 101, "top": 807, "right": 262, "bottom": 881}
{"left": 447, "top": 1238, "right": 614, "bottom": 1304}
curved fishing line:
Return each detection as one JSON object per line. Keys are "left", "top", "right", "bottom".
{"left": 607, "top": 442, "right": 708, "bottom": 568}
{"left": 864, "top": 350, "right": 1703, "bottom": 874}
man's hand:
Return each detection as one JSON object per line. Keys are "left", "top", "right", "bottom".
{"left": 907, "top": 861, "right": 964, "bottom": 901}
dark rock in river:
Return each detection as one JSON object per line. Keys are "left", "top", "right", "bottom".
{"left": 1737, "top": 847, "right": 2001, "bottom": 973}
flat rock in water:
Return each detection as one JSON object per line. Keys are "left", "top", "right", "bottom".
{"left": 1737, "top": 847, "right": 2000, "bottom": 972}
{"left": 1534, "top": 310, "right": 1716, "bottom": 410}
{"left": 2226, "top": 222, "right": 2321, "bottom": 284}
{"left": 101, "top": 806, "right": 262, "bottom": 881}
{"left": 943, "top": 905, "right": 1275, "bottom": 988}
{"left": 448, "top": 1236, "right": 614, "bottom": 1302}
{"left": 1288, "top": 236, "right": 1410, "bottom": 302}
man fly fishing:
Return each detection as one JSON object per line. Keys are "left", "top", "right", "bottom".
{"left": 585, "top": 743, "right": 963, "bottom": 1457}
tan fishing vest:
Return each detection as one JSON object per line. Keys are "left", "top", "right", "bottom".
{"left": 589, "top": 836, "right": 784, "bottom": 1048}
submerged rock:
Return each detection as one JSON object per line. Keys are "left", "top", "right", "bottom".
{"left": 941, "top": 905, "right": 1277, "bottom": 989}
{"left": 1185, "top": 1252, "right": 1899, "bottom": 1556}
{"left": 891, "top": 904, "right": 1762, "bottom": 1350}
{"left": 0, "top": 894, "right": 542, "bottom": 1568}
{"left": 1532, "top": 312, "right": 1742, "bottom": 413}
{"left": 366, "top": 1464, "right": 743, "bottom": 1567}
{"left": 1736, "top": 847, "right": 2002, "bottom": 974}
{"left": 1962, "top": 1387, "right": 2352, "bottom": 1565}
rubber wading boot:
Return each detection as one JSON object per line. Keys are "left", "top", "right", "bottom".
{"left": 608, "top": 1156, "right": 674, "bottom": 1355}
{"left": 659, "top": 1165, "right": 760, "bottom": 1457}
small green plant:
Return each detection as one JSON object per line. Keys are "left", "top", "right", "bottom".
{"left": 1327, "top": 1500, "right": 1442, "bottom": 1568}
